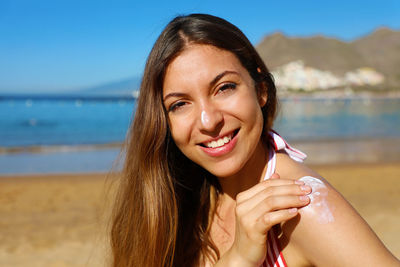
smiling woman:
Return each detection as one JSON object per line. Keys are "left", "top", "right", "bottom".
{"left": 110, "top": 14, "right": 399, "bottom": 267}
{"left": 163, "top": 45, "right": 266, "bottom": 178}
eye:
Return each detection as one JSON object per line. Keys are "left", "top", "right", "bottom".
{"left": 168, "top": 101, "right": 187, "bottom": 112}
{"left": 217, "top": 83, "right": 236, "bottom": 94}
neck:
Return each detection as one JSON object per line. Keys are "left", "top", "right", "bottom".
{"left": 217, "top": 140, "right": 269, "bottom": 202}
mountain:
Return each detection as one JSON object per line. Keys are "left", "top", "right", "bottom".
{"left": 78, "top": 76, "right": 141, "bottom": 96}
{"left": 351, "top": 28, "right": 400, "bottom": 88}
{"left": 70, "top": 28, "right": 399, "bottom": 96}
{"left": 256, "top": 27, "right": 400, "bottom": 89}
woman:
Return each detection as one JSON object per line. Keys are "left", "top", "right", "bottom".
{"left": 111, "top": 14, "right": 398, "bottom": 266}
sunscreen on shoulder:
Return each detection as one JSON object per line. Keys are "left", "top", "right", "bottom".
{"left": 298, "top": 176, "right": 334, "bottom": 224}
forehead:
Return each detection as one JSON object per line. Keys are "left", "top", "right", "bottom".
{"left": 163, "top": 45, "right": 247, "bottom": 93}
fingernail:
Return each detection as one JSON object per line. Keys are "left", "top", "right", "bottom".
{"left": 295, "top": 180, "right": 304, "bottom": 185}
{"left": 289, "top": 208, "right": 298, "bottom": 214}
{"left": 299, "top": 195, "right": 309, "bottom": 202}
{"left": 300, "top": 185, "right": 311, "bottom": 192}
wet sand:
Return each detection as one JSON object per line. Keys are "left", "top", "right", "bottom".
{"left": 0, "top": 163, "right": 399, "bottom": 266}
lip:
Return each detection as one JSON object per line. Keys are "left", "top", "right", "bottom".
{"left": 199, "top": 130, "right": 239, "bottom": 157}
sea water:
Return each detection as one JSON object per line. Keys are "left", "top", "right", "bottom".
{"left": 0, "top": 97, "right": 399, "bottom": 174}
{"left": 0, "top": 99, "right": 135, "bottom": 147}
{"left": 277, "top": 97, "right": 400, "bottom": 140}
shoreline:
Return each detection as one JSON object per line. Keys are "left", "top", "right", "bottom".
{"left": 1, "top": 135, "right": 399, "bottom": 154}
{"left": 0, "top": 142, "right": 123, "bottom": 155}
{"left": 0, "top": 163, "right": 399, "bottom": 266}
{"left": 278, "top": 89, "right": 400, "bottom": 99}
{"left": 1, "top": 137, "right": 400, "bottom": 176}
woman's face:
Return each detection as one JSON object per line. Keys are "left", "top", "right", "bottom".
{"left": 163, "top": 44, "right": 266, "bottom": 178}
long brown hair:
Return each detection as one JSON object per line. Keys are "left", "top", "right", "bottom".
{"left": 110, "top": 13, "right": 277, "bottom": 267}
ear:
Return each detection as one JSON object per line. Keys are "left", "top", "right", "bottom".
{"left": 257, "top": 83, "right": 268, "bottom": 108}
{"left": 256, "top": 68, "right": 268, "bottom": 107}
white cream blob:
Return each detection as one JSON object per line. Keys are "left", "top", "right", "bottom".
{"left": 201, "top": 110, "right": 210, "bottom": 126}
{"left": 299, "top": 176, "right": 334, "bottom": 224}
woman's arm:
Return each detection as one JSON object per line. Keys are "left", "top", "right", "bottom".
{"left": 276, "top": 153, "right": 400, "bottom": 267}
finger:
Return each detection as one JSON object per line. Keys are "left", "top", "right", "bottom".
{"left": 269, "top": 173, "right": 280, "bottom": 179}
{"left": 238, "top": 194, "right": 309, "bottom": 225}
{"left": 236, "top": 179, "right": 304, "bottom": 204}
{"left": 236, "top": 194, "right": 309, "bottom": 230}
{"left": 250, "top": 195, "right": 310, "bottom": 217}
{"left": 255, "top": 208, "right": 299, "bottom": 234}
{"left": 237, "top": 184, "right": 311, "bottom": 213}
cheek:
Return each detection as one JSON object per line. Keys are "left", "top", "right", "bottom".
{"left": 169, "top": 118, "right": 191, "bottom": 147}
{"left": 236, "top": 96, "right": 264, "bottom": 128}
{"left": 230, "top": 88, "right": 263, "bottom": 118}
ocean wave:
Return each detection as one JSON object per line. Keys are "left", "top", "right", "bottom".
{"left": 0, "top": 143, "right": 123, "bottom": 155}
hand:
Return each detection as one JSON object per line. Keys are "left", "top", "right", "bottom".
{"left": 227, "top": 173, "right": 311, "bottom": 266}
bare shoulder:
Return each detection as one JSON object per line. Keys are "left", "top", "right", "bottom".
{"left": 275, "top": 152, "right": 399, "bottom": 266}
{"left": 275, "top": 152, "right": 321, "bottom": 181}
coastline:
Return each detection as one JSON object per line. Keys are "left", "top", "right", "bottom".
{"left": 0, "top": 142, "right": 123, "bottom": 155}
{"left": 0, "top": 147, "right": 123, "bottom": 176}
{"left": 292, "top": 137, "right": 400, "bottom": 164}
{"left": 0, "top": 163, "right": 399, "bottom": 266}
{"left": 1, "top": 136, "right": 400, "bottom": 176}
{"left": 277, "top": 89, "right": 400, "bottom": 99}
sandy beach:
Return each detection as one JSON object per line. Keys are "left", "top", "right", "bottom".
{"left": 0, "top": 163, "right": 399, "bottom": 266}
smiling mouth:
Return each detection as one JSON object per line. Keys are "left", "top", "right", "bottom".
{"left": 200, "top": 129, "right": 239, "bottom": 148}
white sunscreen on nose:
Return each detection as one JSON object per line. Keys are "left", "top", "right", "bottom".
{"left": 299, "top": 176, "right": 334, "bottom": 224}
{"left": 201, "top": 110, "right": 210, "bottom": 126}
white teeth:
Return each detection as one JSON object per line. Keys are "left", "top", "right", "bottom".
{"left": 205, "top": 133, "right": 232, "bottom": 148}
{"left": 217, "top": 139, "right": 224, "bottom": 146}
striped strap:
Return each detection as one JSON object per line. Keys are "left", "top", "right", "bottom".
{"left": 269, "top": 130, "right": 307, "bottom": 163}
{"left": 264, "top": 227, "right": 288, "bottom": 267}
{"left": 262, "top": 131, "right": 305, "bottom": 267}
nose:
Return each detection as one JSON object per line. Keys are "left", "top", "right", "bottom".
{"left": 198, "top": 103, "right": 223, "bottom": 133}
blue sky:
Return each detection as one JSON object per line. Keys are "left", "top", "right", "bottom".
{"left": 1, "top": 0, "right": 399, "bottom": 93}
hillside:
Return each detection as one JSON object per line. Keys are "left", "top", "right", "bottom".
{"left": 256, "top": 28, "right": 400, "bottom": 90}
{"left": 70, "top": 28, "right": 399, "bottom": 96}
{"left": 78, "top": 76, "right": 141, "bottom": 96}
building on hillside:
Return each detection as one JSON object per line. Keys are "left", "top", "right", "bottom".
{"left": 271, "top": 60, "right": 385, "bottom": 91}
{"left": 344, "top": 68, "right": 385, "bottom": 86}
{"left": 271, "top": 61, "right": 343, "bottom": 91}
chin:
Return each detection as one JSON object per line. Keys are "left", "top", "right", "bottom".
{"left": 204, "top": 164, "right": 243, "bottom": 179}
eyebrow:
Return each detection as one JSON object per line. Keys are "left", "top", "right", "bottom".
{"left": 163, "top": 70, "right": 239, "bottom": 101}
{"left": 163, "top": 92, "right": 189, "bottom": 102}
{"left": 209, "top": 70, "right": 239, "bottom": 88}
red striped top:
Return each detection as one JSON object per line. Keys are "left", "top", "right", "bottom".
{"left": 262, "top": 131, "right": 306, "bottom": 267}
